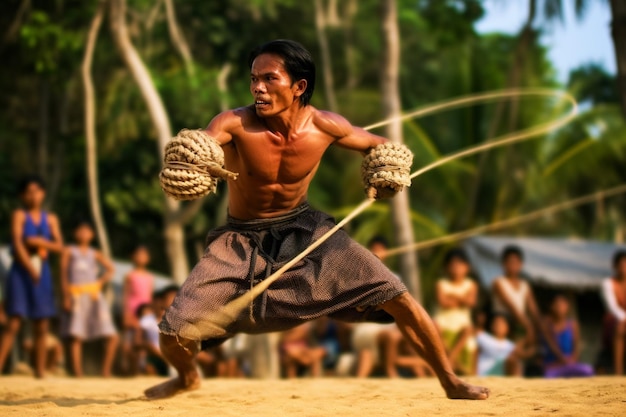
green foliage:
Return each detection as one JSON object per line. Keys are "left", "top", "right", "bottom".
{"left": 0, "top": 0, "right": 622, "bottom": 295}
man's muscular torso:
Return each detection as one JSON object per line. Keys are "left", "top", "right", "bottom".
{"left": 205, "top": 105, "right": 384, "bottom": 220}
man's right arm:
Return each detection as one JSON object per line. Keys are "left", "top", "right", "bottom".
{"left": 203, "top": 109, "right": 243, "bottom": 146}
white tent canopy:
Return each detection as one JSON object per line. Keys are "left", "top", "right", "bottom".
{"left": 463, "top": 236, "right": 625, "bottom": 291}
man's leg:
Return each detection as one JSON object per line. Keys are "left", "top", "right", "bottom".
{"left": 144, "top": 334, "right": 201, "bottom": 399}
{"left": 381, "top": 293, "right": 489, "bottom": 400}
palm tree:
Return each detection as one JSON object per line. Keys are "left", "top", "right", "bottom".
{"left": 380, "top": 0, "right": 421, "bottom": 301}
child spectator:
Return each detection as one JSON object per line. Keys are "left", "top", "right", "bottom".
{"left": 0, "top": 176, "right": 64, "bottom": 378}
{"left": 434, "top": 248, "right": 477, "bottom": 375}
{"left": 542, "top": 295, "right": 593, "bottom": 378}
{"left": 60, "top": 221, "right": 118, "bottom": 377}
{"left": 476, "top": 314, "right": 531, "bottom": 376}
{"left": 138, "top": 285, "right": 180, "bottom": 377}
{"left": 280, "top": 323, "right": 326, "bottom": 378}
{"left": 121, "top": 245, "right": 154, "bottom": 375}
{"left": 599, "top": 250, "right": 626, "bottom": 375}
{"left": 491, "top": 245, "right": 562, "bottom": 364}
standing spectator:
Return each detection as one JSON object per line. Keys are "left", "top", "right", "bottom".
{"left": 0, "top": 176, "right": 64, "bottom": 378}
{"left": 599, "top": 250, "right": 626, "bottom": 375}
{"left": 121, "top": 245, "right": 154, "bottom": 375}
{"left": 60, "top": 221, "right": 118, "bottom": 377}
{"left": 434, "top": 248, "right": 477, "bottom": 375}
{"left": 542, "top": 295, "right": 593, "bottom": 378}
{"left": 492, "top": 246, "right": 564, "bottom": 370}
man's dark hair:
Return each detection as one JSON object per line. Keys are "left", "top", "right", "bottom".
{"left": 248, "top": 39, "right": 316, "bottom": 107}
{"left": 368, "top": 235, "right": 389, "bottom": 248}
{"left": 613, "top": 249, "right": 626, "bottom": 268}
{"left": 444, "top": 248, "right": 469, "bottom": 266}
{"left": 73, "top": 217, "right": 93, "bottom": 230}
{"left": 501, "top": 245, "right": 524, "bottom": 262}
{"left": 17, "top": 175, "right": 46, "bottom": 195}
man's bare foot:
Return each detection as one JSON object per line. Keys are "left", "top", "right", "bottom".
{"left": 144, "top": 372, "right": 201, "bottom": 400}
{"left": 445, "top": 381, "right": 490, "bottom": 400}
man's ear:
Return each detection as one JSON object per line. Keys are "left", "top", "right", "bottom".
{"left": 293, "top": 79, "right": 307, "bottom": 98}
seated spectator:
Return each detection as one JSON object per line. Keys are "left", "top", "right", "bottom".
{"left": 137, "top": 285, "right": 207, "bottom": 377}
{"left": 542, "top": 295, "right": 593, "bottom": 378}
{"left": 216, "top": 334, "right": 249, "bottom": 377}
{"left": 598, "top": 250, "right": 626, "bottom": 375}
{"left": 280, "top": 323, "right": 326, "bottom": 378}
{"left": 312, "top": 317, "right": 341, "bottom": 374}
{"left": 351, "top": 322, "right": 396, "bottom": 377}
{"left": 137, "top": 302, "right": 167, "bottom": 376}
{"left": 476, "top": 314, "right": 531, "bottom": 376}
{"left": 434, "top": 248, "right": 477, "bottom": 375}
{"left": 22, "top": 331, "right": 64, "bottom": 376}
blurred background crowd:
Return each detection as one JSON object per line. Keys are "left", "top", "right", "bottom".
{"left": 0, "top": 176, "right": 625, "bottom": 379}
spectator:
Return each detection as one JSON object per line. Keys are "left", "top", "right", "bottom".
{"left": 0, "top": 176, "right": 64, "bottom": 378}
{"left": 491, "top": 246, "right": 560, "bottom": 355}
{"left": 60, "top": 221, "right": 118, "bottom": 377}
{"left": 121, "top": 245, "right": 154, "bottom": 375}
{"left": 434, "top": 248, "right": 477, "bottom": 375}
{"left": 280, "top": 323, "right": 326, "bottom": 378}
{"left": 138, "top": 285, "right": 181, "bottom": 377}
{"left": 476, "top": 314, "right": 531, "bottom": 376}
{"left": 351, "top": 237, "right": 400, "bottom": 378}
{"left": 542, "top": 295, "right": 593, "bottom": 378}
{"left": 599, "top": 250, "right": 626, "bottom": 375}
{"left": 22, "top": 331, "right": 64, "bottom": 376}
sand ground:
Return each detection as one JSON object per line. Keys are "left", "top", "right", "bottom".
{"left": 0, "top": 376, "right": 624, "bottom": 417}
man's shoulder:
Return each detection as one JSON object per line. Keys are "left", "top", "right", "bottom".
{"left": 311, "top": 108, "right": 352, "bottom": 139}
{"left": 208, "top": 106, "right": 258, "bottom": 132}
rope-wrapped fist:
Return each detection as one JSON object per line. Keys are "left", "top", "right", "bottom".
{"left": 159, "top": 129, "right": 239, "bottom": 201}
{"left": 361, "top": 142, "right": 413, "bottom": 199}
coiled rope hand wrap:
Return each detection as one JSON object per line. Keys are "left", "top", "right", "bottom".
{"left": 159, "top": 129, "right": 239, "bottom": 200}
{"left": 361, "top": 142, "right": 413, "bottom": 199}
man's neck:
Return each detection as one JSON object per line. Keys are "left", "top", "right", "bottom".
{"left": 262, "top": 103, "right": 308, "bottom": 138}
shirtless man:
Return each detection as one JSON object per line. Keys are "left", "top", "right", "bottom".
{"left": 147, "top": 39, "right": 489, "bottom": 400}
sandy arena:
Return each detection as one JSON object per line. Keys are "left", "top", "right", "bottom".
{"left": 0, "top": 376, "right": 624, "bottom": 416}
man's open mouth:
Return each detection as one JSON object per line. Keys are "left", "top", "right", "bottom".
{"left": 255, "top": 100, "right": 270, "bottom": 108}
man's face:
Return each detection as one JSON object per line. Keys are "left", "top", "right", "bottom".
{"left": 250, "top": 53, "right": 305, "bottom": 117}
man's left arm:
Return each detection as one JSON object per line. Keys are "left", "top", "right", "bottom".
{"left": 316, "top": 111, "right": 413, "bottom": 199}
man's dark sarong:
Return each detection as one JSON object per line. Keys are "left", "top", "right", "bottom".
{"left": 159, "top": 203, "right": 407, "bottom": 343}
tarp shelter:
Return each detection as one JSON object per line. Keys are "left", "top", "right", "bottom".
{"left": 463, "top": 236, "right": 625, "bottom": 291}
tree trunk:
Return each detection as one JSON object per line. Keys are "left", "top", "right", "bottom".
{"left": 37, "top": 80, "right": 49, "bottom": 179}
{"left": 343, "top": 0, "right": 358, "bottom": 91}
{"left": 163, "top": 0, "right": 195, "bottom": 79}
{"left": 380, "top": 0, "right": 421, "bottom": 301}
{"left": 82, "top": 0, "right": 111, "bottom": 258}
{"left": 109, "top": 0, "right": 189, "bottom": 283}
{"left": 609, "top": 0, "right": 626, "bottom": 120}
{"left": 462, "top": 0, "right": 537, "bottom": 227}
{"left": 314, "top": 0, "right": 338, "bottom": 112}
